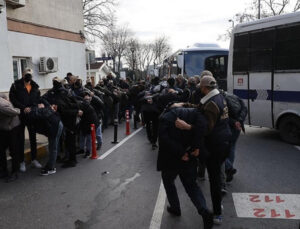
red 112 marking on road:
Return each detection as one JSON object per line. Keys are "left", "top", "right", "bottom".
{"left": 285, "top": 210, "right": 296, "bottom": 219}
{"left": 265, "top": 196, "right": 273, "bottom": 202}
{"left": 253, "top": 209, "right": 296, "bottom": 219}
{"left": 271, "top": 209, "right": 280, "bottom": 218}
{"left": 249, "top": 195, "right": 285, "bottom": 203}
{"left": 253, "top": 208, "right": 266, "bottom": 218}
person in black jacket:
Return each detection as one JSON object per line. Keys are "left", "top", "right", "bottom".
{"left": 173, "top": 75, "right": 232, "bottom": 225}
{"left": 158, "top": 106, "right": 214, "bottom": 229}
{"left": 78, "top": 92, "right": 100, "bottom": 158}
{"left": 27, "top": 104, "right": 63, "bottom": 175}
{"left": 53, "top": 84, "right": 83, "bottom": 168}
{"left": 219, "top": 90, "right": 247, "bottom": 183}
{"left": 9, "top": 68, "right": 43, "bottom": 171}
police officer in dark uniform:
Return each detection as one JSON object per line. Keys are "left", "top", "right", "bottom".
{"left": 174, "top": 75, "right": 232, "bottom": 225}
{"left": 157, "top": 106, "right": 214, "bottom": 229}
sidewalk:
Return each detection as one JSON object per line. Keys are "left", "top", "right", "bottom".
{"left": 7, "top": 120, "right": 139, "bottom": 162}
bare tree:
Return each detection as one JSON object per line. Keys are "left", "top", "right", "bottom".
{"left": 219, "top": 0, "right": 300, "bottom": 41}
{"left": 152, "top": 36, "right": 171, "bottom": 68}
{"left": 102, "top": 25, "right": 132, "bottom": 73}
{"left": 83, "top": 0, "right": 116, "bottom": 43}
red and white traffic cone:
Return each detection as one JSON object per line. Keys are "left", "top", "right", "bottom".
{"left": 125, "top": 110, "right": 130, "bottom": 135}
{"left": 90, "top": 124, "right": 98, "bottom": 159}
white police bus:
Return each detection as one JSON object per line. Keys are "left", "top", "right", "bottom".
{"left": 227, "top": 12, "right": 300, "bottom": 145}
{"left": 161, "top": 43, "right": 229, "bottom": 90}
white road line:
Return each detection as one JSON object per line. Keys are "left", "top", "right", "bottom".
{"left": 294, "top": 145, "right": 300, "bottom": 151}
{"left": 149, "top": 180, "right": 166, "bottom": 229}
{"left": 98, "top": 127, "right": 143, "bottom": 160}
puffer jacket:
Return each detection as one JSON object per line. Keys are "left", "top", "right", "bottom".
{"left": 0, "top": 96, "right": 21, "bottom": 131}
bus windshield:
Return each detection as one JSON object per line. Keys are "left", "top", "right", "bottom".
{"left": 184, "top": 50, "right": 228, "bottom": 76}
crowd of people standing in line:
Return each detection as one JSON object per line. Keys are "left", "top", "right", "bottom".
{"left": 0, "top": 67, "right": 247, "bottom": 228}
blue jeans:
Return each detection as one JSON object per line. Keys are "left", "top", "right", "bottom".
{"left": 79, "top": 132, "right": 92, "bottom": 153}
{"left": 47, "top": 121, "right": 63, "bottom": 169}
{"left": 161, "top": 165, "right": 208, "bottom": 215}
{"left": 96, "top": 124, "right": 102, "bottom": 146}
{"left": 225, "top": 128, "right": 241, "bottom": 170}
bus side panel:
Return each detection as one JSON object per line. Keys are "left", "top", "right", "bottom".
{"left": 233, "top": 75, "right": 249, "bottom": 124}
{"left": 273, "top": 73, "right": 300, "bottom": 125}
{"left": 249, "top": 73, "right": 273, "bottom": 128}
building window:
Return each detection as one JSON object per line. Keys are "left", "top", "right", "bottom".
{"left": 12, "top": 57, "right": 31, "bottom": 81}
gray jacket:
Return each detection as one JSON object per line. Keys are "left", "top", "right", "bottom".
{"left": 0, "top": 95, "right": 21, "bottom": 131}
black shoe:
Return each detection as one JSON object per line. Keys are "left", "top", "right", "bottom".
{"left": 76, "top": 149, "right": 85, "bottom": 155}
{"left": 5, "top": 172, "right": 18, "bottom": 183}
{"left": 226, "top": 168, "right": 237, "bottom": 183}
{"left": 96, "top": 143, "right": 102, "bottom": 150}
{"left": 167, "top": 206, "right": 181, "bottom": 216}
{"left": 62, "top": 160, "right": 77, "bottom": 168}
{"left": 202, "top": 210, "right": 214, "bottom": 229}
{"left": 83, "top": 151, "right": 90, "bottom": 158}
{"left": 0, "top": 170, "right": 8, "bottom": 179}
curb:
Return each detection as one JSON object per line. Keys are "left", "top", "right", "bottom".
{"left": 6, "top": 143, "right": 48, "bottom": 163}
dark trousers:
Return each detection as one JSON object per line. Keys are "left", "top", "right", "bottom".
{"left": 206, "top": 143, "right": 230, "bottom": 215}
{"left": 161, "top": 164, "right": 208, "bottom": 215}
{"left": 0, "top": 126, "right": 22, "bottom": 174}
{"left": 65, "top": 130, "right": 77, "bottom": 162}
{"left": 20, "top": 122, "right": 37, "bottom": 161}
{"left": 144, "top": 112, "right": 159, "bottom": 144}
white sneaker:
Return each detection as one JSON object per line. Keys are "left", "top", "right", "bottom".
{"left": 31, "top": 160, "right": 42, "bottom": 169}
{"left": 20, "top": 162, "right": 26, "bottom": 172}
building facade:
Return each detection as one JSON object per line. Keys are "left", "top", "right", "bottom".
{"left": 0, "top": 0, "right": 86, "bottom": 92}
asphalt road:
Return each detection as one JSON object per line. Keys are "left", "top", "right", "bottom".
{"left": 0, "top": 124, "right": 299, "bottom": 229}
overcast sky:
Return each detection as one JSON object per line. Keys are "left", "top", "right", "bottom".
{"left": 116, "top": 0, "right": 251, "bottom": 52}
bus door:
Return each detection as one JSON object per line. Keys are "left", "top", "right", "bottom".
{"left": 248, "top": 73, "right": 273, "bottom": 128}
{"left": 248, "top": 29, "right": 274, "bottom": 128}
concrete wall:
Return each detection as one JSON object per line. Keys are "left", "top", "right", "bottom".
{"left": 6, "top": 0, "right": 84, "bottom": 33}
{"left": 7, "top": 31, "right": 86, "bottom": 90}
{"left": 0, "top": 2, "right": 13, "bottom": 92}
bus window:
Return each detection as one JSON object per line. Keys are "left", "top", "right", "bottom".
{"left": 233, "top": 34, "right": 249, "bottom": 73}
{"left": 250, "top": 30, "right": 274, "bottom": 72}
{"left": 276, "top": 24, "right": 300, "bottom": 71}
{"left": 205, "top": 55, "right": 228, "bottom": 90}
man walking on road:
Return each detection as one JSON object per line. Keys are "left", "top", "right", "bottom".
{"left": 173, "top": 75, "right": 232, "bottom": 225}
{"left": 157, "top": 106, "right": 214, "bottom": 229}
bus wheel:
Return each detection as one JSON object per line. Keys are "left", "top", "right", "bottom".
{"left": 279, "top": 115, "right": 300, "bottom": 145}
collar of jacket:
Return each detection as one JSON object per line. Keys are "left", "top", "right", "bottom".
{"left": 200, "top": 88, "right": 220, "bottom": 105}
{"left": 15, "top": 78, "right": 39, "bottom": 89}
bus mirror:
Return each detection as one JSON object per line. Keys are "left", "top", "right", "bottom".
{"left": 177, "top": 55, "right": 183, "bottom": 69}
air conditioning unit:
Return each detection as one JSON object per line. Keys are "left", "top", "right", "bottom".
{"left": 39, "top": 57, "right": 58, "bottom": 73}
{"left": 6, "top": 0, "right": 25, "bottom": 8}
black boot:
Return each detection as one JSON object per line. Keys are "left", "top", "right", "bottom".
{"left": 167, "top": 206, "right": 181, "bottom": 217}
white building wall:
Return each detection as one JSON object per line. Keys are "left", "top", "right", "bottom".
{"left": 7, "top": 31, "right": 86, "bottom": 90}
{"left": 0, "top": 4, "right": 13, "bottom": 92}
{"left": 6, "top": 0, "right": 84, "bottom": 33}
